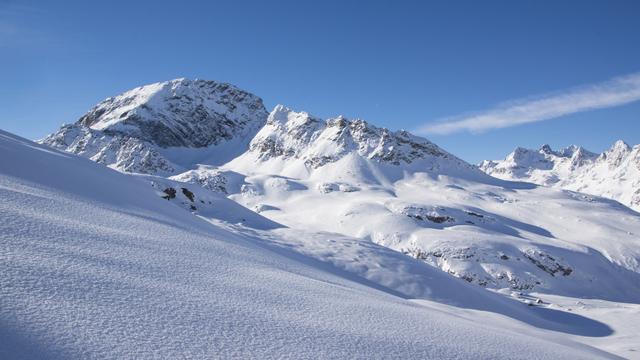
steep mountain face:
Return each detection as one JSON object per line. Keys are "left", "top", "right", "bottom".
{"left": 38, "top": 79, "right": 640, "bottom": 303}
{"left": 40, "top": 78, "right": 269, "bottom": 174}
{"left": 480, "top": 142, "right": 640, "bottom": 211}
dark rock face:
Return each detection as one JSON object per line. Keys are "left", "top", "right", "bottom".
{"left": 523, "top": 249, "right": 573, "bottom": 277}
{"left": 42, "top": 124, "right": 177, "bottom": 174}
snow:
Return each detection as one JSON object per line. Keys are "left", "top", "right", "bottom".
{"left": 0, "top": 128, "right": 620, "bottom": 359}
{"left": 87, "top": 81, "right": 167, "bottom": 131}
{"left": 21, "top": 79, "right": 640, "bottom": 358}
{"left": 480, "top": 142, "right": 640, "bottom": 211}
{"left": 528, "top": 294, "right": 640, "bottom": 358}
{"left": 225, "top": 159, "right": 640, "bottom": 301}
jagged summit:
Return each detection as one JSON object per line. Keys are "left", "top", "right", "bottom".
{"left": 539, "top": 144, "right": 554, "bottom": 155}
{"left": 250, "top": 105, "right": 456, "bottom": 165}
{"left": 222, "top": 104, "right": 483, "bottom": 182}
{"left": 600, "top": 139, "right": 633, "bottom": 166}
{"left": 484, "top": 144, "right": 598, "bottom": 171}
{"left": 610, "top": 139, "right": 631, "bottom": 152}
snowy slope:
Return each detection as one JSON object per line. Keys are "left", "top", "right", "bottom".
{"left": 218, "top": 106, "right": 640, "bottom": 302}
{"left": 40, "top": 79, "right": 268, "bottom": 175}
{"left": 225, "top": 150, "right": 640, "bottom": 302}
{"left": 480, "top": 142, "right": 640, "bottom": 211}
{"left": 1, "top": 130, "right": 619, "bottom": 359}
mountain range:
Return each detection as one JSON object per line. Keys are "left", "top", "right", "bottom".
{"left": 480, "top": 142, "right": 640, "bottom": 211}
{"left": 40, "top": 78, "right": 640, "bottom": 298}
{"left": 3, "top": 78, "right": 638, "bottom": 358}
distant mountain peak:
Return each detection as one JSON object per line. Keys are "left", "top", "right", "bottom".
{"left": 539, "top": 144, "right": 554, "bottom": 155}
{"left": 608, "top": 139, "right": 631, "bottom": 154}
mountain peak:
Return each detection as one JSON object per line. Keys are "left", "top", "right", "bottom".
{"left": 600, "top": 139, "right": 632, "bottom": 167}
{"left": 76, "top": 78, "right": 268, "bottom": 148}
{"left": 40, "top": 78, "right": 269, "bottom": 174}
{"left": 559, "top": 145, "right": 578, "bottom": 157}
{"left": 508, "top": 146, "right": 543, "bottom": 163}
{"left": 267, "top": 104, "right": 318, "bottom": 128}
{"left": 609, "top": 139, "right": 631, "bottom": 153}
{"left": 539, "top": 144, "right": 554, "bottom": 155}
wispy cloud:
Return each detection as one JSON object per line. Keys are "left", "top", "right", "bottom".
{"left": 417, "top": 72, "right": 640, "bottom": 135}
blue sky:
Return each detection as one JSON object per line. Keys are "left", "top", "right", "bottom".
{"left": 1, "top": 0, "right": 639, "bottom": 163}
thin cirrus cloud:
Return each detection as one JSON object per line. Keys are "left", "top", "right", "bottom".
{"left": 417, "top": 72, "right": 640, "bottom": 135}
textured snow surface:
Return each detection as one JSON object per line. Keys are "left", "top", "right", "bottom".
{"left": 0, "top": 131, "right": 619, "bottom": 359}
{"left": 523, "top": 293, "right": 640, "bottom": 359}
{"left": 480, "top": 142, "right": 640, "bottom": 211}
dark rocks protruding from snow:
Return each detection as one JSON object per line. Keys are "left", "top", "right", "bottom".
{"left": 181, "top": 187, "right": 195, "bottom": 202}
{"left": 162, "top": 187, "right": 177, "bottom": 200}
{"left": 523, "top": 249, "right": 573, "bottom": 277}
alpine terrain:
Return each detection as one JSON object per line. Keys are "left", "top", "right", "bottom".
{"left": 2, "top": 78, "right": 638, "bottom": 358}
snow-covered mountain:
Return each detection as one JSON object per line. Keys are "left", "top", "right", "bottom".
{"left": 41, "top": 78, "right": 268, "bottom": 175}
{"left": 226, "top": 104, "right": 484, "bottom": 182}
{"left": 28, "top": 79, "right": 640, "bottom": 357}
{"left": 3, "top": 130, "right": 620, "bottom": 359}
{"left": 480, "top": 142, "right": 640, "bottom": 211}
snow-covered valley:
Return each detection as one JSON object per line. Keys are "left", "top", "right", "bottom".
{"left": 3, "top": 78, "right": 640, "bottom": 358}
